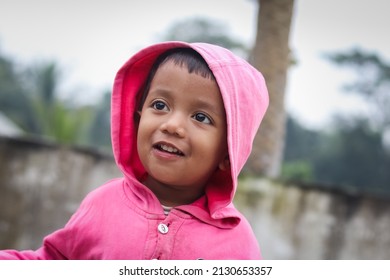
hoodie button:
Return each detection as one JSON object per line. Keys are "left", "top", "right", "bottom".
{"left": 158, "top": 223, "right": 169, "bottom": 234}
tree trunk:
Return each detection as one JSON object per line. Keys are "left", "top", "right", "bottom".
{"left": 245, "top": 0, "right": 295, "bottom": 177}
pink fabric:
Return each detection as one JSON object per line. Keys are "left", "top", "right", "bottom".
{"left": 0, "top": 41, "right": 268, "bottom": 260}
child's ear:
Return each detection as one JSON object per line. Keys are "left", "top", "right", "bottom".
{"left": 218, "top": 155, "right": 230, "bottom": 171}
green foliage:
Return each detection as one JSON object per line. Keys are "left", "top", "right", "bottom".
{"left": 326, "top": 49, "right": 390, "bottom": 96}
{"left": 282, "top": 116, "right": 318, "bottom": 183}
{"left": 283, "top": 116, "right": 322, "bottom": 162}
{"left": 284, "top": 112, "right": 390, "bottom": 194}
{"left": 87, "top": 90, "right": 112, "bottom": 150}
{"left": 281, "top": 160, "right": 313, "bottom": 182}
{"left": 312, "top": 118, "right": 390, "bottom": 192}
{"left": 0, "top": 48, "right": 95, "bottom": 145}
{"left": 280, "top": 48, "right": 390, "bottom": 194}
{"left": 47, "top": 102, "right": 93, "bottom": 144}
{"left": 0, "top": 53, "right": 39, "bottom": 132}
{"left": 325, "top": 48, "right": 390, "bottom": 131}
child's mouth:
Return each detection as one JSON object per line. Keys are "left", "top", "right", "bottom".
{"left": 154, "top": 143, "right": 184, "bottom": 156}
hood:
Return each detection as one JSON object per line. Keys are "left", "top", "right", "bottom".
{"left": 111, "top": 41, "right": 268, "bottom": 223}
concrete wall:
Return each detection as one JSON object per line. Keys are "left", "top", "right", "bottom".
{"left": 0, "top": 136, "right": 121, "bottom": 250}
{"left": 235, "top": 178, "right": 390, "bottom": 259}
{"left": 1, "top": 136, "right": 389, "bottom": 259}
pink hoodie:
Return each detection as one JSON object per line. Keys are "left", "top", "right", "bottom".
{"left": 0, "top": 41, "right": 268, "bottom": 260}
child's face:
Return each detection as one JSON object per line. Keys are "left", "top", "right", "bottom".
{"left": 137, "top": 61, "right": 228, "bottom": 198}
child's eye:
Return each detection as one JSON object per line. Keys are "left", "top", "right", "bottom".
{"left": 152, "top": 101, "right": 168, "bottom": 111}
{"left": 193, "top": 113, "right": 212, "bottom": 124}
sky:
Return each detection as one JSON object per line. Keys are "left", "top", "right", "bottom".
{"left": 0, "top": 0, "right": 389, "bottom": 129}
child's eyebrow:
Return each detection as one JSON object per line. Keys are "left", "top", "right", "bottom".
{"left": 192, "top": 98, "right": 224, "bottom": 117}
{"left": 148, "top": 87, "right": 172, "bottom": 97}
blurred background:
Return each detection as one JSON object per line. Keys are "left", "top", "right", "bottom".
{"left": 0, "top": 0, "right": 389, "bottom": 259}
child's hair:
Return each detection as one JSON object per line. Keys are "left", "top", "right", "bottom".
{"left": 136, "top": 48, "right": 216, "bottom": 112}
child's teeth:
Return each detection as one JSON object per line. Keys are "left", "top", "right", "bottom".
{"left": 161, "top": 144, "right": 178, "bottom": 153}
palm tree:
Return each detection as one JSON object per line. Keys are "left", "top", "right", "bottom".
{"left": 0, "top": 51, "right": 92, "bottom": 144}
{"left": 27, "top": 62, "right": 92, "bottom": 144}
{"left": 0, "top": 52, "right": 39, "bottom": 132}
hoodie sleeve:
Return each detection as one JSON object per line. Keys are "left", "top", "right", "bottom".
{"left": 0, "top": 246, "right": 63, "bottom": 260}
{"left": 0, "top": 231, "right": 72, "bottom": 260}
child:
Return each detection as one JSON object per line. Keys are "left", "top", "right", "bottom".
{"left": 0, "top": 41, "right": 269, "bottom": 260}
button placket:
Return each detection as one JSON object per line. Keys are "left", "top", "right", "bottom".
{"left": 150, "top": 217, "right": 185, "bottom": 260}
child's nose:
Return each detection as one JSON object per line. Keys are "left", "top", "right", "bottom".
{"left": 160, "top": 113, "right": 186, "bottom": 138}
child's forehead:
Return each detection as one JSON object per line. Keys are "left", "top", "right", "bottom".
{"left": 152, "top": 61, "right": 220, "bottom": 94}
